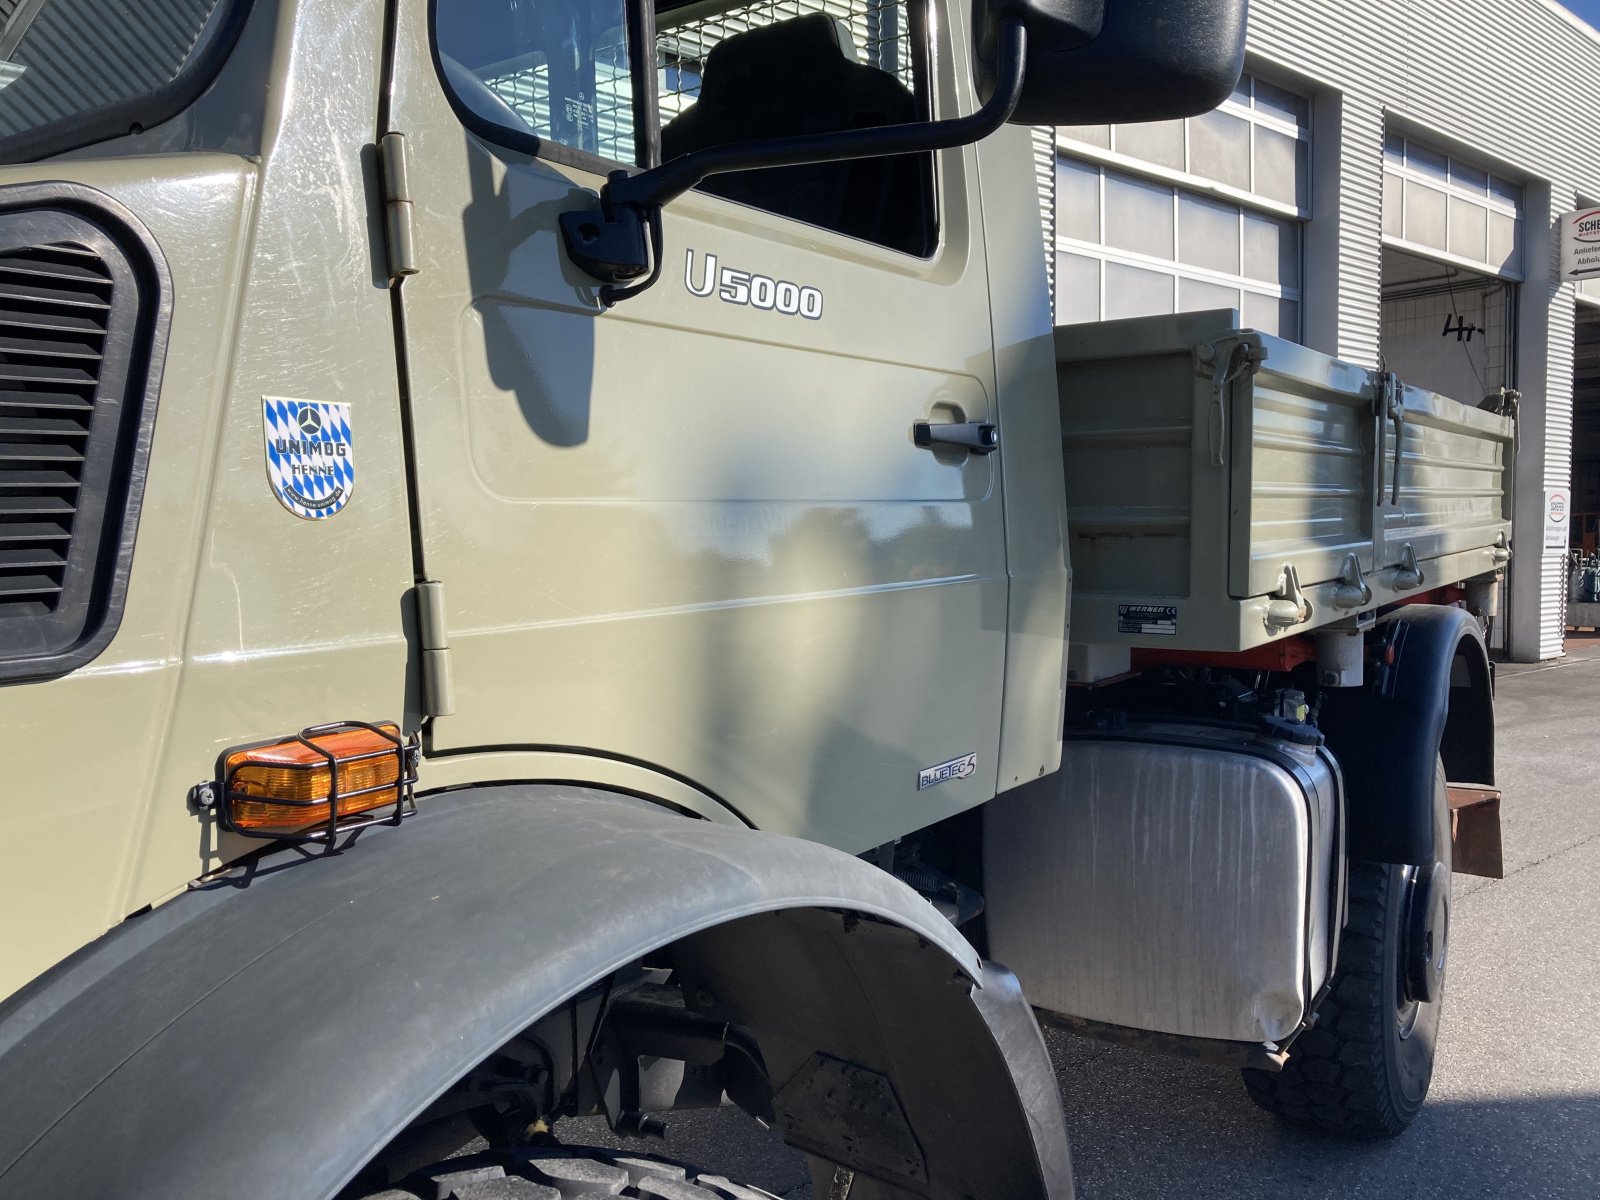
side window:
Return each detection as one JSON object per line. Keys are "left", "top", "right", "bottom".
{"left": 435, "top": 0, "right": 937, "bottom": 257}
{"left": 0, "top": 0, "right": 251, "bottom": 162}
{"left": 435, "top": 0, "right": 641, "bottom": 165}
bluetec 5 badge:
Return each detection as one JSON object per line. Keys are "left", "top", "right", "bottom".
{"left": 263, "top": 398, "right": 354, "bottom": 519}
{"left": 918, "top": 752, "right": 977, "bottom": 791}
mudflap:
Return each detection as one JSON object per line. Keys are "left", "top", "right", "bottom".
{"left": 1447, "top": 783, "right": 1505, "bottom": 879}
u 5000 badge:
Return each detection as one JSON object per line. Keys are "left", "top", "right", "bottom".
{"left": 685, "top": 249, "right": 823, "bottom": 320}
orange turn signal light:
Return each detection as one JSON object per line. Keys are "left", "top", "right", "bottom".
{"left": 218, "top": 720, "right": 418, "bottom": 844}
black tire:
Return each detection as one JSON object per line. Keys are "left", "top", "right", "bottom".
{"left": 353, "top": 1146, "right": 783, "bottom": 1200}
{"left": 1242, "top": 760, "right": 1451, "bottom": 1138}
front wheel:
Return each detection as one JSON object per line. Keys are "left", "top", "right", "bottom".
{"left": 1242, "top": 760, "right": 1451, "bottom": 1137}
{"left": 348, "top": 1145, "right": 782, "bottom": 1199}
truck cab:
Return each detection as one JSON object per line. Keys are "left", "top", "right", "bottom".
{"left": 0, "top": 0, "right": 1084, "bottom": 997}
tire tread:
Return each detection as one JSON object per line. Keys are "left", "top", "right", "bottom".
{"left": 360, "top": 1148, "right": 783, "bottom": 1200}
{"left": 1242, "top": 860, "right": 1419, "bottom": 1138}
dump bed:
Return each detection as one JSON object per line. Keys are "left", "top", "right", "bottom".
{"left": 1057, "top": 310, "right": 1514, "bottom": 654}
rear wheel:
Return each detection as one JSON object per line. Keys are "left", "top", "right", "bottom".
{"left": 351, "top": 1146, "right": 781, "bottom": 1199}
{"left": 1242, "top": 760, "right": 1451, "bottom": 1137}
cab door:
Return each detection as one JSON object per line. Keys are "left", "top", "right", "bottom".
{"left": 386, "top": 0, "right": 1007, "bottom": 850}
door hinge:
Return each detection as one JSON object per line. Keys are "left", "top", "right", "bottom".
{"left": 416, "top": 580, "right": 455, "bottom": 719}
{"left": 379, "top": 131, "right": 419, "bottom": 281}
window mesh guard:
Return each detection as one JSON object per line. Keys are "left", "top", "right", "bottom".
{"left": 657, "top": 0, "right": 912, "bottom": 120}
{"left": 482, "top": 0, "right": 913, "bottom": 165}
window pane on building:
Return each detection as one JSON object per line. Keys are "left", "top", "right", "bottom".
{"left": 1179, "top": 278, "right": 1241, "bottom": 316}
{"left": 1408, "top": 142, "right": 1449, "bottom": 182}
{"left": 1241, "top": 291, "right": 1295, "bottom": 337}
{"left": 1104, "top": 174, "right": 1175, "bottom": 258}
{"left": 1253, "top": 125, "right": 1303, "bottom": 207}
{"left": 1488, "top": 211, "right": 1520, "bottom": 275}
{"left": 1056, "top": 253, "right": 1101, "bottom": 324}
{"left": 1243, "top": 211, "right": 1300, "bottom": 288}
{"left": 1449, "top": 196, "right": 1489, "bottom": 263}
{"left": 1061, "top": 124, "right": 1110, "bottom": 148}
{"left": 1189, "top": 108, "right": 1251, "bottom": 191}
{"left": 1490, "top": 174, "right": 1522, "bottom": 205}
{"left": 1450, "top": 160, "right": 1489, "bottom": 193}
{"left": 1057, "top": 157, "right": 1100, "bottom": 242}
{"left": 1114, "top": 119, "right": 1186, "bottom": 171}
{"left": 1405, "top": 183, "right": 1449, "bottom": 251}
{"left": 1253, "top": 78, "right": 1309, "bottom": 127}
{"left": 1179, "top": 193, "right": 1241, "bottom": 275}
{"left": 1105, "top": 262, "right": 1174, "bottom": 318}
{"left": 1384, "top": 173, "right": 1403, "bottom": 237}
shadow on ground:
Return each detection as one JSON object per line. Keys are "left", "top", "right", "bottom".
{"left": 1044, "top": 1028, "right": 1600, "bottom": 1199}
{"left": 555, "top": 1037, "right": 1599, "bottom": 1199}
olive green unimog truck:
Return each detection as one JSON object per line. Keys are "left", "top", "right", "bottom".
{"left": 0, "top": 0, "right": 1513, "bottom": 1196}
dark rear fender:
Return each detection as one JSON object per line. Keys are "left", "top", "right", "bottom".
{"left": 1318, "top": 604, "right": 1493, "bottom": 865}
{"left": 0, "top": 786, "right": 1071, "bottom": 1200}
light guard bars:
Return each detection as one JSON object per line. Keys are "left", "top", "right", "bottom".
{"left": 213, "top": 720, "right": 419, "bottom": 852}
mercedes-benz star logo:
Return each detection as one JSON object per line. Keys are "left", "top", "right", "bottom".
{"left": 296, "top": 407, "right": 324, "bottom": 437}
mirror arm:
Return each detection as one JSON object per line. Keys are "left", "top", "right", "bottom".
{"left": 611, "top": 18, "right": 1028, "bottom": 211}
{"left": 560, "top": 18, "right": 1028, "bottom": 306}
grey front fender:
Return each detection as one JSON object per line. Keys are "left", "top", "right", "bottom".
{"left": 0, "top": 786, "right": 1072, "bottom": 1199}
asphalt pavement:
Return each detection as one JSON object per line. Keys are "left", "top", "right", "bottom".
{"left": 559, "top": 637, "right": 1600, "bottom": 1197}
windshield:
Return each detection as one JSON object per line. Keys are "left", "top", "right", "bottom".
{"left": 0, "top": 0, "right": 247, "bottom": 162}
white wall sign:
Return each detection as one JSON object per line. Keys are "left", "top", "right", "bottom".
{"left": 1544, "top": 487, "right": 1571, "bottom": 553}
{"left": 1561, "top": 208, "right": 1600, "bottom": 281}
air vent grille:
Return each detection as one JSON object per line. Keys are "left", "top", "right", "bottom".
{"left": 0, "top": 189, "right": 167, "bottom": 682}
{"left": 0, "top": 241, "right": 110, "bottom": 620}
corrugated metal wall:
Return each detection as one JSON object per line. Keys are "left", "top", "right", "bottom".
{"left": 1212, "top": 0, "right": 1600, "bottom": 658}
{"left": 1032, "top": 125, "right": 1056, "bottom": 318}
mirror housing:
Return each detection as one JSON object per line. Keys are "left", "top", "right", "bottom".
{"left": 976, "top": 0, "right": 1248, "bottom": 125}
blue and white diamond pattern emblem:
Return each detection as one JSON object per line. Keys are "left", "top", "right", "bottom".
{"left": 262, "top": 397, "right": 354, "bottom": 519}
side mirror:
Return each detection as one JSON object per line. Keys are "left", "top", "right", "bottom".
{"left": 562, "top": 0, "right": 1244, "bottom": 304}
{"left": 976, "top": 0, "right": 1248, "bottom": 125}
{"left": 564, "top": 18, "right": 1034, "bottom": 305}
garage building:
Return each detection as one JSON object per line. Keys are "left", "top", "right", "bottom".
{"left": 1039, "top": 0, "right": 1600, "bottom": 661}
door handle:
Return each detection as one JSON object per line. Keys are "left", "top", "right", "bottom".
{"left": 913, "top": 420, "right": 999, "bottom": 455}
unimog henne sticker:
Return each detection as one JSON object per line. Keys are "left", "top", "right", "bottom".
{"left": 918, "top": 752, "right": 977, "bottom": 791}
{"left": 262, "top": 398, "right": 354, "bottom": 519}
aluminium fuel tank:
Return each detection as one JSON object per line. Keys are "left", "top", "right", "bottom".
{"left": 983, "top": 718, "right": 1343, "bottom": 1047}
